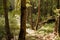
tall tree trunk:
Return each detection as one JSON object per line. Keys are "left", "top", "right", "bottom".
{"left": 54, "top": 17, "right": 58, "bottom": 34}
{"left": 30, "top": 7, "right": 35, "bottom": 30}
{"left": 50, "top": 0, "right": 53, "bottom": 16}
{"left": 57, "top": 0, "right": 60, "bottom": 36}
{"left": 36, "top": 0, "right": 40, "bottom": 30}
{"left": 3, "top": 0, "right": 12, "bottom": 40}
{"left": 58, "top": 16, "right": 60, "bottom": 36}
{"left": 18, "top": 0, "right": 26, "bottom": 40}
{"left": 30, "top": 0, "right": 35, "bottom": 30}
{"left": 54, "top": 0, "right": 60, "bottom": 36}
{"left": 57, "top": 0, "right": 59, "bottom": 9}
{"left": 54, "top": 12, "right": 60, "bottom": 36}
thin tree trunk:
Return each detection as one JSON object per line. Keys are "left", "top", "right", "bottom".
{"left": 57, "top": 0, "right": 60, "bottom": 35}
{"left": 57, "top": 0, "right": 60, "bottom": 36}
{"left": 30, "top": 0, "right": 35, "bottom": 30}
{"left": 50, "top": 0, "right": 53, "bottom": 16}
{"left": 58, "top": 16, "right": 60, "bottom": 36}
{"left": 3, "top": 0, "right": 12, "bottom": 40}
{"left": 18, "top": 0, "right": 26, "bottom": 40}
{"left": 30, "top": 7, "right": 35, "bottom": 30}
{"left": 54, "top": 14, "right": 60, "bottom": 36}
{"left": 54, "top": 0, "right": 60, "bottom": 36}
{"left": 36, "top": 0, "right": 40, "bottom": 30}
{"left": 54, "top": 17, "right": 58, "bottom": 34}
{"left": 57, "top": 0, "right": 59, "bottom": 9}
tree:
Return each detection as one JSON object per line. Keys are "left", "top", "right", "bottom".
{"left": 36, "top": 0, "right": 40, "bottom": 30}
{"left": 30, "top": 7, "right": 35, "bottom": 30}
{"left": 54, "top": 0, "right": 60, "bottom": 36}
{"left": 3, "top": 0, "right": 13, "bottom": 40}
{"left": 18, "top": 0, "right": 26, "bottom": 40}
{"left": 30, "top": 0, "right": 35, "bottom": 30}
{"left": 57, "top": 0, "right": 59, "bottom": 9}
{"left": 57, "top": 0, "right": 60, "bottom": 36}
{"left": 58, "top": 15, "right": 60, "bottom": 36}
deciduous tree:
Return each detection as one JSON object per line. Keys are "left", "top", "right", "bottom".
{"left": 36, "top": 0, "right": 40, "bottom": 30}
{"left": 3, "top": 0, "right": 13, "bottom": 40}
{"left": 18, "top": 0, "right": 26, "bottom": 40}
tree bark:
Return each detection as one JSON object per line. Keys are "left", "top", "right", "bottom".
{"left": 36, "top": 0, "right": 40, "bottom": 30}
{"left": 54, "top": 17, "right": 58, "bottom": 34}
{"left": 54, "top": 15, "right": 60, "bottom": 36}
{"left": 58, "top": 16, "right": 60, "bottom": 36}
{"left": 18, "top": 0, "right": 26, "bottom": 40}
{"left": 30, "top": 7, "right": 35, "bottom": 30}
{"left": 57, "top": 0, "right": 59, "bottom": 9}
{"left": 30, "top": 1, "right": 35, "bottom": 30}
{"left": 3, "top": 0, "right": 12, "bottom": 40}
{"left": 50, "top": 0, "right": 53, "bottom": 16}
{"left": 57, "top": 0, "right": 60, "bottom": 36}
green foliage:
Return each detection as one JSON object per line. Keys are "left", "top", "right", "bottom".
{"left": 0, "top": 0, "right": 60, "bottom": 40}
{"left": 8, "top": 14, "right": 20, "bottom": 35}
{"left": 9, "top": 9, "right": 21, "bottom": 16}
{"left": 0, "top": 0, "right": 4, "bottom": 15}
{"left": 53, "top": 9, "right": 60, "bottom": 16}
{"left": 37, "top": 23, "right": 55, "bottom": 34}
{"left": 0, "top": 17, "right": 5, "bottom": 38}
{"left": 0, "top": 14, "right": 20, "bottom": 37}
{"left": 26, "top": 3, "right": 32, "bottom": 8}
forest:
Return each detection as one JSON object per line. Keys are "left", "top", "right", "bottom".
{"left": 0, "top": 0, "right": 60, "bottom": 40}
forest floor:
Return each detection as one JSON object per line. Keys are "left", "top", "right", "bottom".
{"left": 26, "top": 29, "right": 57, "bottom": 40}
{"left": 15, "top": 15, "right": 60, "bottom": 40}
{"left": 26, "top": 23, "right": 60, "bottom": 40}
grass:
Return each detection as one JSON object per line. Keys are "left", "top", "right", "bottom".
{"left": 37, "top": 23, "right": 55, "bottom": 34}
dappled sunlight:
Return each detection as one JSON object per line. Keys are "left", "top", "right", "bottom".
{"left": 26, "top": 28, "right": 36, "bottom": 36}
{"left": 0, "top": 0, "right": 60, "bottom": 40}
